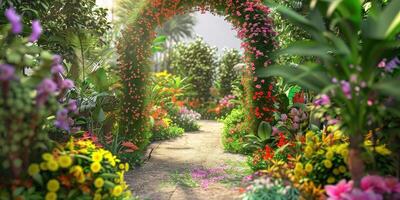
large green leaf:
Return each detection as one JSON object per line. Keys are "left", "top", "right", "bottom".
{"left": 88, "top": 68, "right": 109, "bottom": 92}
{"left": 327, "top": 0, "right": 362, "bottom": 25}
{"left": 274, "top": 41, "right": 335, "bottom": 60}
{"left": 363, "top": 0, "right": 400, "bottom": 39}
{"left": 257, "top": 121, "right": 272, "bottom": 140}
{"left": 257, "top": 64, "right": 331, "bottom": 92}
{"left": 373, "top": 79, "right": 400, "bottom": 100}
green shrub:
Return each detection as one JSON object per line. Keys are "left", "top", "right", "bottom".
{"left": 170, "top": 38, "right": 217, "bottom": 102}
{"left": 217, "top": 49, "right": 242, "bottom": 97}
{"left": 221, "top": 108, "right": 250, "bottom": 154}
{"left": 151, "top": 122, "right": 184, "bottom": 141}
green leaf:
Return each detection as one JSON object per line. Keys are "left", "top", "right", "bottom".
{"left": 257, "top": 64, "right": 331, "bottom": 92}
{"left": 327, "top": 0, "right": 362, "bottom": 25}
{"left": 274, "top": 41, "right": 335, "bottom": 60}
{"left": 373, "top": 79, "right": 400, "bottom": 100}
{"left": 88, "top": 68, "right": 109, "bottom": 92}
{"left": 96, "top": 108, "right": 106, "bottom": 123}
{"left": 257, "top": 121, "right": 272, "bottom": 140}
{"left": 363, "top": 0, "right": 400, "bottom": 39}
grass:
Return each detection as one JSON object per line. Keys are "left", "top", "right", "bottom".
{"left": 169, "top": 170, "right": 199, "bottom": 188}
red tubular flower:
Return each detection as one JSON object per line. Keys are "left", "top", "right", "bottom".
{"left": 277, "top": 132, "right": 288, "bottom": 147}
{"left": 263, "top": 145, "right": 274, "bottom": 160}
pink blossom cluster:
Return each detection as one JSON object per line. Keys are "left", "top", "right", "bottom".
{"left": 325, "top": 176, "right": 400, "bottom": 200}
{"left": 219, "top": 95, "right": 236, "bottom": 108}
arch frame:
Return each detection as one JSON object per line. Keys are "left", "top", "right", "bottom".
{"left": 117, "top": 0, "right": 278, "bottom": 151}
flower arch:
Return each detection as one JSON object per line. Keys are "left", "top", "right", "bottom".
{"left": 117, "top": 0, "right": 277, "bottom": 149}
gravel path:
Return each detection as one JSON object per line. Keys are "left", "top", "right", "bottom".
{"left": 125, "top": 120, "right": 247, "bottom": 200}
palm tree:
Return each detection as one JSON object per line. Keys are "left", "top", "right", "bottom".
{"left": 154, "top": 14, "right": 197, "bottom": 72}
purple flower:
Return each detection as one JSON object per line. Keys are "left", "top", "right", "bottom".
{"left": 314, "top": 94, "right": 331, "bottom": 106}
{"left": 37, "top": 79, "right": 57, "bottom": 94}
{"left": 67, "top": 100, "right": 78, "bottom": 113}
{"left": 55, "top": 108, "right": 72, "bottom": 131}
{"left": 53, "top": 55, "right": 62, "bottom": 64}
{"left": 340, "top": 80, "right": 352, "bottom": 99}
{"left": 29, "top": 20, "right": 42, "bottom": 42}
{"left": 61, "top": 79, "right": 75, "bottom": 89}
{"left": 0, "top": 64, "right": 15, "bottom": 81}
{"left": 5, "top": 8, "right": 22, "bottom": 34}
{"left": 51, "top": 64, "right": 64, "bottom": 74}
{"left": 280, "top": 114, "right": 288, "bottom": 121}
{"left": 385, "top": 57, "right": 400, "bottom": 72}
{"left": 36, "top": 79, "right": 57, "bottom": 106}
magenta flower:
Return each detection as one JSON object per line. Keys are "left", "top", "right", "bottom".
{"left": 0, "top": 64, "right": 15, "bottom": 81}
{"left": 5, "top": 8, "right": 22, "bottom": 34}
{"left": 325, "top": 180, "right": 353, "bottom": 200}
{"left": 314, "top": 94, "right": 331, "bottom": 106}
{"left": 29, "top": 20, "right": 42, "bottom": 42}
{"left": 340, "top": 80, "right": 352, "bottom": 99}
{"left": 51, "top": 64, "right": 64, "bottom": 74}
{"left": 361, "top": 175, "right": 390, "bottom": 194}
{"left": 341, "top": 189, "right": 383, "bottom": 200}
{"left": 384, "top": 177, "right": 400, "bottom": 193}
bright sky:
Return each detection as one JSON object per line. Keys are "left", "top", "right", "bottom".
{"left": 190, "top": 11, "right": 242, "bottom": 55}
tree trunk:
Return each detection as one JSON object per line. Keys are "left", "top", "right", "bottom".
{"left": 348, "top": 133, "right": 365, "bottom": 187}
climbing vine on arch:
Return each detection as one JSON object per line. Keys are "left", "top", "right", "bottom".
{"left": 117, "top": 0, "right": 278, "bottom": 153}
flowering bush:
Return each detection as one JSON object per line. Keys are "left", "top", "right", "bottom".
{"left": 0, "top": 7, "right": 77, "bottom": 188}
{"left": 242, "top": 175, "right": 299, "bottom": 200}
{"left": 0, "top": 138, "right": 133, "bottom": 199}
{"left": 151, "top": 117, "right": 184, "bottom": 141}
{"left": 325, "top": 175, "right": 400, "bottom": 200}
{"left": 172, "top": 106, "right": 201, "bottom": 132}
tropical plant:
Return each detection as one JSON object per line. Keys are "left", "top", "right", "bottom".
{"left": 222, "top": 108, "right": 250, "bottom": 154}
{"left": 0, "top": 0, "right": 111, "bottom": 66}
{"left": 242, "top": 176, "right": 300, "bottom": 200}
{"left": 259, "top": 0, "right": 400, "bottom": 186}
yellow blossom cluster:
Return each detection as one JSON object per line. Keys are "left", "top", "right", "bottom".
{"left": 26, "top": 138, "right": 132, "bottom": 200}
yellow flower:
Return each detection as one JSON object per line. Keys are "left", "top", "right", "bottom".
{"left": 327, "top": 177, "right": 336, "bottom": 184}
{"left": 42, "top": 153, "right": 54, "bottom": 161}
{"left": 58, "top": 155, "right": 72, "bottom": 168}
{"left": 94, "top": 177, "right": 105, "bottom": 188}
{"left": 375, "top": 145, "right": 392, "bottom": 156}
{"left": 305, "top": 163, "right": 313, "bottom": 173}
{"left": 93, "top": 193, "right": 102, "bottom": 200}
{"left": 47, "top": 160, "right": 59, "bottom": 172}
{"left": 339, "top": 165, "right": 347, "bottom": 173}
{"left": 305, "top": 131, "right": 314, "bottom": 139}
{"left": 119, "top": 163, "right": 125, "bottom": 170}
{"left": 28, "top": 164, "right": 40, "bottom": 176}
{"left": 40, "top": 162, "right": 48, "bottom": 170}
{"left": 70, "top": 165, "right": 86, "bottom": 183}
{"left": 47, "top": 179, "right": 60, "bottom": 192}
{"left": 304, "top": 146, "right": 313, "bottom": 157}
{"left": 333, "top": 130, "right": 342, "bottom": 140}
{"left": 340, "top": 148, "right": 349, "bottom": 158}
{"left": 112, "top": 185, "right": 123, "bottom": 197}
{"left": 323, "top": 160, "right": 333, "bottom": 168}
{"left": 91, "top": 162, "right": 102, "bottom": 173}
{"left": 327, "top": 126, "right": 334, "bottom": 132}
{"left": 92, "top": 151, "right": 103, "bottom": 162}
{"left": 294, "top": 162, "right": 303, "bottom": 174}
{"left": 125, "top": 163, "right": 129, "bottom": 171}
{"left": 333, "top": 168, "right": 340, "bottom": 175}
{"left": 45, "top": 192, "right": 57, "bottom": 200}
{"left": 325, "top": 151, "right": 334, "bottom": 160}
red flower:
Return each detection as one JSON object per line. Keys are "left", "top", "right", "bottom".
{"left": 293, "top": 92, "right": 305, "bottom": 104}
{"left": 263, "top": 145, "right": 274, "bottom": 160}
{"left": 122, "top": 141, "right": 139, "bottom": 152}
{"left": 277, "top": 132, "right": 288, "bottom": 147}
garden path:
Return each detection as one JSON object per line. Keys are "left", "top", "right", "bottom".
{"left": 125, "top": 120, "right": 248, "bottom": 200}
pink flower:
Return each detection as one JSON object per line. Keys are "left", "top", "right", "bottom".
{"left": 384, "top": 177, "right": 400, "bottom": 193}
{"left": 314, "top": 94, "right": 331, "bottom": 106}
{"left": 361, "top": 175, "right": 390, "bottom": 194}
{"left": 325, "top": 180, "right": 353, "bottom": 200}
{"left": 342, "top": 189, "right": 382, "bottom": 200}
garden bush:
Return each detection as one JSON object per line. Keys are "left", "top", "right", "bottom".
{"left": 169, "top": 106, "right": 201, "bottom": 132}
{"left": 242, "top": 175, "right": 299, "bottom": 200}
{"left": 221, "top": 108, "right": 250, "bottom": 154}
{"left": 151, "top": 119, "right": 184, "bottom": 141}
{"left": 170, "top": 37, "right": 217, "bottom": 102}
{"left": 217, "top": 49, "right": 242, "bottom": 97}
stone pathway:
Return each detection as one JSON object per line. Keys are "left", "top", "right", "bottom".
{"left": 125, "top": 120, "right": 248, "bottom": 200}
